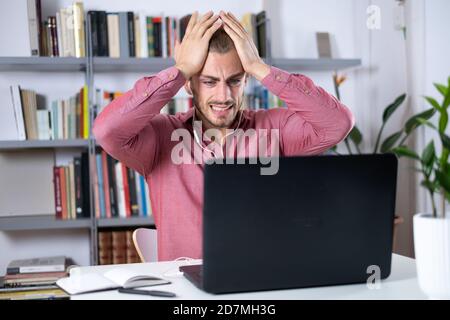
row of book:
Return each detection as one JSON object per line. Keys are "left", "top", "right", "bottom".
{"left": 98, "top": 230, "right": 141, "bottom": 265}
{"left": 93, "top": 150, "right": 152, "bottom": 219}
{"left": 26, "top": 0, "right": 268, "bottom": 58}
{"left": 0, "top": 256, "right": 70, "bottom": 300}
{"left": 7, "top": 85, "right": 89, "bottom": 141}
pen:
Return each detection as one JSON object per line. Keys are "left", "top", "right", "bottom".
{"left": 118, "top": 288, "right": 177, "bottom": 297}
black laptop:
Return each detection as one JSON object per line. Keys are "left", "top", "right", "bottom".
{"left": 180, "top": 154, "right": 398, "bottom": 294}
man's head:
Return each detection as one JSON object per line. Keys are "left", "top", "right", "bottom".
{"left": 185, "top": 28, "right": 247, "bottom": 130}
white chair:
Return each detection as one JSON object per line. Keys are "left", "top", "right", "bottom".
{"left": 132, "top": 228, "right": 158, "bottom": 262}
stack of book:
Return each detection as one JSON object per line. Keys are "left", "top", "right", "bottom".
{"left": 0, "top": 256, "right": 70, "bottom": 300}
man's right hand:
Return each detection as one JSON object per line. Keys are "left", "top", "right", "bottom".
{"left": 174, "top": 11, "right": 223, "bottom": 80}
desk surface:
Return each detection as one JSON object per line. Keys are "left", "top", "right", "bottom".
{"left": 70, "top": 254, "right": 426, "bottom": 300}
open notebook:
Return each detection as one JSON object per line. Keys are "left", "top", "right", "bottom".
{"left": 56, "top": 268, "right": 170, "bottom": 295}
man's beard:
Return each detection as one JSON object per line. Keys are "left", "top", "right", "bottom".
{"left": 192, "top": 95, "right": 243, "bottom": 129}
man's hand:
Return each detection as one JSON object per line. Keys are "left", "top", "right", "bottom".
{"left": 174, "top": 11, "right": 223, "bottom": 80}
{"left": 219, "top": 11, "right": 271, "bottom": 82}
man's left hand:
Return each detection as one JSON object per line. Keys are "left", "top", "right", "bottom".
{"left": 219, "top": 11, "right": 270, "bottom": 82}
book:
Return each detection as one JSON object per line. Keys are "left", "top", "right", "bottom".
{"left": 56, "top": 268, "right": 170, "bottom": 295}
{"left": 7, "top": 256, "right": 67, "bottom": 275}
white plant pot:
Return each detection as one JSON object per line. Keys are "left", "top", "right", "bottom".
{"left": 413, "top": 213, "right": 450, "bottom": 299}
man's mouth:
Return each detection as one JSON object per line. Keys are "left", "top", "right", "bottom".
{"left": 210, "top": 104, "right": 233, "bottom": 117}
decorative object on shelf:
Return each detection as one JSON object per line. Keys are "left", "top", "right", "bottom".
{"left": 392, "top": 76, "right": 450, "bottom": 299}
{"left": 316, "top": 32, "right": 332, "bottom": 58}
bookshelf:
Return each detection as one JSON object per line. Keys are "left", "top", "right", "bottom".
{"left": 0, "top": 8, "right": 361, "bottom": 266}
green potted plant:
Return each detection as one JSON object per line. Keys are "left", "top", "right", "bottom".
{"left": 392, "top": 76, "right": 450, "bottom": 299}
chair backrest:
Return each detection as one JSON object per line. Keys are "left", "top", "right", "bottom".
{"left": 132, "top": 228, "right": 158, "bottom": 262}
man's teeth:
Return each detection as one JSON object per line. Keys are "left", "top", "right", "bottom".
{"left": 210, "top": 105, "right": 232, "bottom": 111}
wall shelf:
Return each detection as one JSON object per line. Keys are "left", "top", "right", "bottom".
{"left": 0, "top": 139, "right": 89, "bottom": 151}
{"left": 0, "top": 57, "right": 362, "bottom": 73}
{"left": 0, "top": 215, "right": 91, "bottom": 231}
{"left": 0, "top": 57, "right": 86, "bottom": 72}
{"left": 97, "top": 216, "right": 155, "bottom": 228}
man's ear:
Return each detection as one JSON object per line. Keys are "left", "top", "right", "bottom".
{"left": 184, "top": 80, "right": 193, "bottom": 96}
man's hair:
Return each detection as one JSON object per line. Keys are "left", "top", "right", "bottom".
{"left": 208, "top": 28, "right": 235, "bottom": 53}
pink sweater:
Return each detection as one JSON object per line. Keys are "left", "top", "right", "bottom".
{"left": 92, "top": 66, "right": 354, "bottom": 261}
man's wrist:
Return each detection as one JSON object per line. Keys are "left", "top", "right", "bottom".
{"left": 175, "top": 64, "right": 191, "bottom": 80}
{"left": 248, "top": 62, "right": 271, "bottom": 82}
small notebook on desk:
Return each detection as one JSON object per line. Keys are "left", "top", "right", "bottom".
{"left": 56, "top": 268, "right": 170, "bottom": 295}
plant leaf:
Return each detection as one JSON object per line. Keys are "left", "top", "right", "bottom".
{"left": 348, "top": 126, "right": 363, "bottom": 145}
{"left": 436, "top": 170, "right": 450, "bottom": 194}
{"left": 439, "top": 109, "right": 448, "bottom": 133}
{"left": 421, "top": 141, "right": 435, "bottom": 167}
{"left": 405, "top": 108, "right": 436, "bottom": 134}
{"left": 391, "top": 146, "right": 420, "bottom": 160}
{"left": 440, "top": 133, "right": 450, "bottom": 150}
{"left": 434, "top": 83, "right": 448, "bottom": 97}
{"left": 425, "top": 96, "right": 442, "bottom": 111}
{"left": 416, "top": 117, "right": 437, "bottom": 130}
{"left": 382, "top": 94, "right": 407, "bottom": 123}
{"left": 380, "top": 131, "right": 403, "bottom": 153}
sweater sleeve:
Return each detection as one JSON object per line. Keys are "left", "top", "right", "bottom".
{"left": 92, "top": 66, "right": 186, "bottom": 176}
{"left": 261, "top": 66, "right": 355, "bottom": 155}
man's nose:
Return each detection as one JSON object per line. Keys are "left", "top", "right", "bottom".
{"left": 215, "top": 82, "right": 232, "bottom": 102}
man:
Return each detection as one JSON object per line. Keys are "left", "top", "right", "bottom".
{"left": 93, "top": 11, "right": 354, "bottom": 261}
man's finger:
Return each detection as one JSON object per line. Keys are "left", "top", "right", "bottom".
{"left": 226, "top": 12, "right": 247, "bottom": 34}
{"left": 184, "top": 11, "right": 198, "bottom": 37}
{"left": 196, "top": 14, "right": 220, "bottom": 38}
{"left": 219, "top": 12, "right": 245, "bottom": 39}
{"left": 202, "top": 19, "right": 223, "bottom": 41}
{"left": 222, "top": 22, "right": 241, "bottom": 43}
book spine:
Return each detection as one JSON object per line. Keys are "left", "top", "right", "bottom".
{"left": 127, "top": 12, "right": 135, "bottom": 57}
{"left": 74, "top": 156, "right": 83, "bottom": 218}
{"left": 81, "top": 151, "right": 91, "bottom": 218}
{"left": 27, "top": 0, "right": 40, "bottom": 56}
{"left": 112, "top": 231, "right": 127, "bottom": 264}
{"left": 88, "top": 11, "right": 99, "bottom": 56}
{"left": 121, "top": 163, "right": 131, "bottom": 218}
{"left": 96, "top": 153, "right": 106, "bottom": 218}
{"left": 98, "top": 11, "right": 109, "bottom": 56}
{"left": 53, "top": 166, "right": 63, "bottom": 219}
{"left": 107, "top": 155, "right": 118, "bottom": 217}
{"left": 101, "top": 151, "right": 111, "bottom": 218}
{"left": 73, "top": 2, "right": 85, "bottom": 58}
{"left": 118, "top": 12, "right": 129, "bottom": 58}
{"left": 98, "top": 231, "right": 112, "bottom": 265}
{"left": 127, "top": 168, "right": 138, "bottom": 216}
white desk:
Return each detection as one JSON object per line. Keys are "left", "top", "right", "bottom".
{"left": 70, "top": 254, "right": 427, "bottom": 300}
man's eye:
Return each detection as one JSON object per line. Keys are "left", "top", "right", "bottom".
{"left": 203, "top": 81, "right": 215, "bottom": 86}
{"left": 229, "top": 79, "right": 241, "bottom": 86}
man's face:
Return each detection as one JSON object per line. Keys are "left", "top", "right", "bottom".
{"left": 186, "top": 48, "right": 247, "bottom": 129}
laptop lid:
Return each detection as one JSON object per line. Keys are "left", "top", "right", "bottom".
{"left": 201, "top": 154, "right": 398, "bottom": 294}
